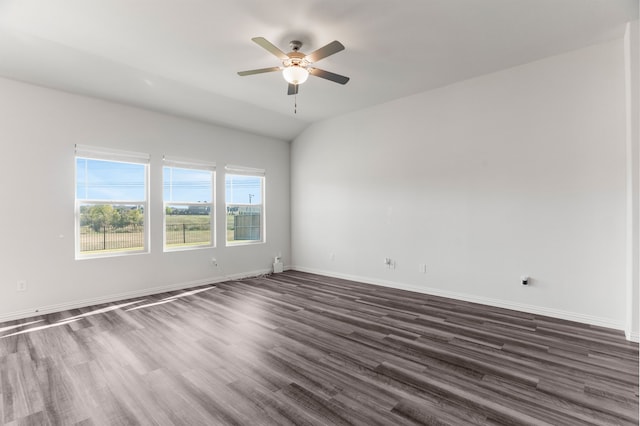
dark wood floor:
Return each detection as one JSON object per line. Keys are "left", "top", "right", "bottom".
{"left": 0, "top": 271, "right": 638, "bottom": 425}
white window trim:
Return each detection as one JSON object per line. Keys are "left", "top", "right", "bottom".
{"left": 225, "top": 164, "right": 265, "bottom": 176}
{"left": 164, "top": 155, "right": 216, "bottom": 171}
{"left": 75, "top": 144, "right": 150, "bottom": 164}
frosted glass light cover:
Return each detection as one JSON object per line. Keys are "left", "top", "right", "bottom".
{"left": 282, "top": 66, "right": 309, "bottom": 84}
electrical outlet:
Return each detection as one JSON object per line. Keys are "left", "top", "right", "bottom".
{"left": 329, "top": 252, "right": 335, "bottom": 261}
{"left": 17, "top": 280, "right": 27, "bottom": 292}
{"left": 211, "top": 258, "right": 218, "bottom": 267}
{"left": 419, "top": 264, "right": 427, "bottom": 273}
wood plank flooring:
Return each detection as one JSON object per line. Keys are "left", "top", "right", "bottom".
{"left": 0, "top": 271, "right": 638, "bottom": 425}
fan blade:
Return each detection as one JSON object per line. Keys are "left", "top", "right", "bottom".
{"left": 251, "top": 37, "right": 288, "bottom": 60}
{"left": 237, "top": 67, "right": 281, "bottom": 76}
{"left": 287, "top": 83, "right": 299, "bottom": 95}
{"left": 306, "top": 40, "right": 345, "bottom": 62}
{"left": 308, "top": 68, "right": 350, "bottom": 85}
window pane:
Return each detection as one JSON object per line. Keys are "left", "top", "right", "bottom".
{"left": 163, "top": 166, "right": 214, "bottom": 250}
{"left": 78, "top": 204, "right": 145, "bottom": 253}
{"left": 165, "top": 204, "right": 212, "bottom": 248}
{"left": 163, "top": 167, "right": 212, "bottom": 203}
{"left": 76, "top": 158, "right": 146, "bottom": 201}
{"left": 76, "top": 152, "right": 148, "bottom": 258}
{"left": 226, "top": 174, "right": 263, "bottom": 244}
{"left": 225, "top": 174, "right": 262, "bottom": 205}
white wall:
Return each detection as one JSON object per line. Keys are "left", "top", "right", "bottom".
{"left": 625, "top": 19, "right": 640, "bottom": 341}
{"left": 0, "top": 77, "right": 290, "bottom": 321}
{"left": 291, "top": 39, "right": 630, "bottom": 330}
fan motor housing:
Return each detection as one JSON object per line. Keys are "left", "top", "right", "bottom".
{"left": 284, "top": 55, "right": 308, "bottom": 68}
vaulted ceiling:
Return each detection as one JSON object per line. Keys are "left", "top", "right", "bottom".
{"left": 0, "top": 0, "right": 637, "bottom": 141}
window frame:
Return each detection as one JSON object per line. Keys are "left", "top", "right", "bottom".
{"left": 225, "top": 165, "right": 265, "bottom": 246}
{"left": 74, "top": 144, "right": 150, "bottom": 259}
{"left": 163, "top": 156, "right": 216, "bottom": 252}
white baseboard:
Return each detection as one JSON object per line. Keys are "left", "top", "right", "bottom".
{"left": 291, "top": 266, "right": 628, "bottom": 334}
{"left": 626, "top": 330, "right": 640, "bottom": 343}
{"left": 0, "top": 268, "right": 272, "bottom": 324}
{"left": 4, "top": 266, "right": 631, "bottom": 342}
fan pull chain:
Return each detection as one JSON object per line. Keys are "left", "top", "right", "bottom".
{"left": 294, "top": 94, "right": 297, "bottom": 114}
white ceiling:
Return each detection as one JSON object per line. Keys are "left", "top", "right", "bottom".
{"left": 0, "top": 0, "right": 637, "bottom": 141}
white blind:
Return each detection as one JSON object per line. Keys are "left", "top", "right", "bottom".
{"left": 163, "top": 155, "right": 216, "bottom": 171}
{"left": 225, "top": 164, "right": 265, "bottom": 176}
{"left": 75, "top": 144, "right": 150, "bottom": 164}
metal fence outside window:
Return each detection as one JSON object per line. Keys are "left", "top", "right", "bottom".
{"left": 79, "top": 224, "right": 144, "bottom": 252}
{"left": 165, "top": 223, "right": 211, "bottom": 246}
{"left": 80, "top": 222, "right": 211, "bottom": 252}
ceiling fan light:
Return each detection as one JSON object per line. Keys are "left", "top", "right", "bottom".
{"left": 282, "top": 65, "right": 309, "bottom": 85}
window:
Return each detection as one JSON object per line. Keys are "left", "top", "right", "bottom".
{"left": 225, "top": 165, "right": 265, "bottom": 245}
{"left": 163, "top": 157, "right": 215, "bottom": 250}
{"left": 75, "top": 145, "right": 149, "bottom": 258}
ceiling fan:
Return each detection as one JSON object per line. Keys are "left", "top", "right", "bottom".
{"left": 238, "top": 37, "right": 350, "bottom": 95}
